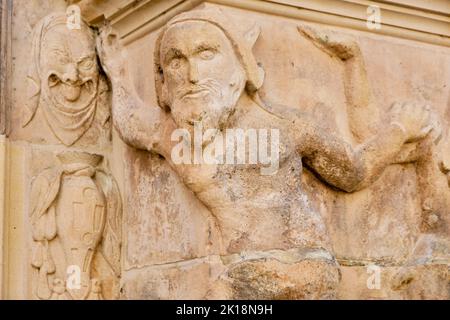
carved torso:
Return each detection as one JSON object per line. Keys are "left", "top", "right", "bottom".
{"left": 170, "top": 103, "right": 331, "bottom": 254}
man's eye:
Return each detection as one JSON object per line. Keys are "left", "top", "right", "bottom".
{"left": 199, "top": 49, "right": 215, "bottom": 60}
{"left": 79, "top": 59, "right": 95, "bottom": 70}
{"left": 48, "top": 74, "right": 60, "bottom": 87}
{"left": 170, "top": 58, "right": 182, "bottom": 69}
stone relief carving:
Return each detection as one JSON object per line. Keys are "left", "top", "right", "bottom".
{"left": 297, "top": 25, "right": 381, "bottom": 143}
{"left": 22, "top": 13, "right": 110, "bottom": 146}
{"left": 299, "top": 26, "right": 450, "bottom": 296}
{"left": 95, "top": 8, "right": 447, "bottom": 299}
{"left": 0, "top": 0, "right": 12, "bottom": 135}
{"left": 30, "top": 151, "right": 121, "bottom": 300}
{"left": 389, "top": 135, "right": 450, "bottom": 297}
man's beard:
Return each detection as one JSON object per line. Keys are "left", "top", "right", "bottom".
{"left": 170, "top": 69, "right": 246, "bottom": 138}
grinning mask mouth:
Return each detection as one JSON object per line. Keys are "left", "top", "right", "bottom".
{"left": 46, "top": 72, "right": 98, "bottom": 104}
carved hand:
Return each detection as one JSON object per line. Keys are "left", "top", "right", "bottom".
{"left": 96, "top": 24, "right": 126, "bottom": 80}
{"left": 389, "top": 102, "right": 433, "bottom": 143}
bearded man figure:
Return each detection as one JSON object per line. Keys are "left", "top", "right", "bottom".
{"left": 97, "top": 9, "right": 435, "bottom": 299}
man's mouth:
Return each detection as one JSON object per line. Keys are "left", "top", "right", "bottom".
{"left": 182, "top": 88, "right": 210, "bottom": 99}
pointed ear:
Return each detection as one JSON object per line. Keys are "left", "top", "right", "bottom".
{"left": 244, "top": 23, "right": 261, "bottom": 48}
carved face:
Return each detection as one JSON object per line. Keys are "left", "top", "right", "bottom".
{"left": 160, "top": 21, "right": 246, "bottom": 131}
{"left": 40, "top": 24, "right": 99, "bottom": 106}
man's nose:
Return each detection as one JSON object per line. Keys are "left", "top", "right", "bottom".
{"left": 62, "top": 63, "right": 79, "bottom": 83}
{"left": 188, "top": 60, "right": 199, "bottom": 84}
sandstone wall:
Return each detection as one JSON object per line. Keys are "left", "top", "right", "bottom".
{"left": 0, "top": 0, "right": 449, "bottom": 299}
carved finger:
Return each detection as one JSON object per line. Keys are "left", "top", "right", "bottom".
{"left": 421, "top": 124, "right": 433, "bottom": 135}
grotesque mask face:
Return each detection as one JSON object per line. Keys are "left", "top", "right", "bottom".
{"left": 40, "top": 24, "right": 99, "bottom": 107}
{"left": 160, "top": 21, "right": 246, "bottom": 132}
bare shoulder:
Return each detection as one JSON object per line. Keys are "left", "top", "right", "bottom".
{"left": 255, "top": 97, "right": 312, "bottom": 130}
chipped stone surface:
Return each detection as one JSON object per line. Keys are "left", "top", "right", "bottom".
{"left": 1, "top": 0, "right": 449, "bottom": 299}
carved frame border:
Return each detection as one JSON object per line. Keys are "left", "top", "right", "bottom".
{"left": 72, "top": 0, "right": 450, "bottom": 47}
{"left": 0, "top": 0, "right": 11, "bottom": 135}
{"left": 0, "top": 0, "right": 11, "bottom": 299}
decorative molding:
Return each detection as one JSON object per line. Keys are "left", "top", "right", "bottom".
{"left": 73, "top": 0, "right": 450, "bottom": 46}
{"left": 264, "top": 0, "right": 450, "bottom": 36}
{"left": 372, "top": 0, "right": 450, "bottom": 15}
{"left": 0, "top": 0, "right": 11, "bottom": 299}
{"left": 209, "top": 0, "right": 450, "bottom": 46}
{"left": 0, "top": 0, "right": 12, "bottom": 135}
{"left": 73, "top": 0, "right": 204, "bottom": 44}
{"left": 0, "top": 135, "right": 7, "bottom": 299}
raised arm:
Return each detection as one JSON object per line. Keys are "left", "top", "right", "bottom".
{"left": 299, "top": 102, "right": 433, "bottom": 192}
{"left": 96, "top": 26, "right": 173, "bottom": 157}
